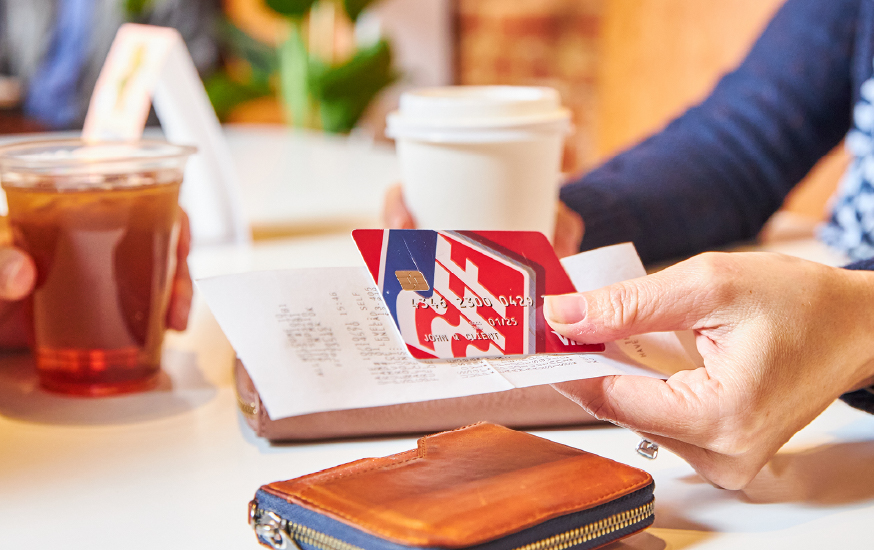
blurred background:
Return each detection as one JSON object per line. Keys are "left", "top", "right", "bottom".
{"left": 0, "top": 0, "right": 848, "bottom": 227}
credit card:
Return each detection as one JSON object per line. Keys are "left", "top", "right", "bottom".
{"left": 353, "top": 229, "right": 605, "bottom": 360}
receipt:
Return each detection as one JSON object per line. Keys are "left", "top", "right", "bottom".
{"left": 198, "top": 244, "right": 698, "bottom": 419}
{"left": 199, "top": 267, "right": 509, "bottom": 418}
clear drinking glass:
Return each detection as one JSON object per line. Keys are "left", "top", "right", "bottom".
{"left": 0, "top": 139, "right": 195, "bottom": 396}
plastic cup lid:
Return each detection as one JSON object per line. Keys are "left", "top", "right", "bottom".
{"left": 0, "top": 140, "right": 195, "bottom": 169}
{"left": 0, "top": 139, "right": 196, "bottom": 189}
{"left": 386, "top": 86, "right": 571, "bottom": 142}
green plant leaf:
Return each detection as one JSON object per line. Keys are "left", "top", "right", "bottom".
{"left": 204, "top": 72, "right": 272, "bottom": 121}
{"left": 279, "top": 24, "right": 316, "bottom": 127}
{"left": 308, "top": 39, "right": 398, "bottom": 132}
{"left": 265, "top": 0, "right": 318, "bottom": 18}
{"left": 123, "top": 0, "right": 152, "bottom": 18}
{"left": 342, "top": 0, "right": 380, "bottom": 21}
{"left": 216, "top": 21, "right": 279, "bottom": 86}
{"left": 309, "top": 39, "right": 394, "bottom": 99}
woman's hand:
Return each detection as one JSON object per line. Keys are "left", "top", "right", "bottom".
{"left": 382, "top": 183, "right": 586, "bottom": 258}
{"left": 0, "top": 208, "right": 194, "bottom": 349}
{"left": 545, "top": 252, "right": 874, "bottom": 490}
{"left": 0, "top": 246, "right": 37, "bottom": 348}
{"left": 553, "top": 202, "right": 584, "bottom": 258}
{"left": 382, "top": 183, "right": 417, "bottom": 230}
{"left": 165, "top": 209, "right": 193, "bottom": 331}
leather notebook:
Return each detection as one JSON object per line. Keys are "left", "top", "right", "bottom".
{"left": 235, "top": 359, "right": 597, "bottom": 441}
{"left": 248, "top": 423, "right": 655, "bottom": 550}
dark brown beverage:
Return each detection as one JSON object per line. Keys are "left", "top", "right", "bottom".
{"left": 0, "top": 140, "right": 193, "bottom": 396}
{"left": 5, "top": 181, "right": 181, "bottom": 395}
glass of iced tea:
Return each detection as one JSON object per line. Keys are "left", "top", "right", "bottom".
{"left": 0, "top": 139, "right": 195, "bottom": 396}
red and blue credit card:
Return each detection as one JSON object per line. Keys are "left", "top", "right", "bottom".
{"left": 353, "top": 229, "right": 605, "bottom": 360}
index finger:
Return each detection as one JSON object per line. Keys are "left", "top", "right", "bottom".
{"left": 545, "top": 253, "right": 729, "bottom": 344}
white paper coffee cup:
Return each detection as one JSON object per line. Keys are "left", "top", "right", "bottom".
{"left": 386, "top": 86, "right": 571, "bottom": 239}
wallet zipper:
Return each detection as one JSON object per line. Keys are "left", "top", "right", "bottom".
{"left": 249, "top": 499, "right": 654, "bottom": 550}
{"left": 513, "top": 501, "right": 654, "bottom": 550}
{"left": 249, "top": 501, "right": 365, "bottom": 550}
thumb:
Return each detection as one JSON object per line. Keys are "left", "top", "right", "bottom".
{"left": 0, "top": 247, "right": 36, "bottom": 301}
{"left": 545, "top": 261, "right": 715, "bottom": 344}
{"left": 383, "top": 183, "right": 416, "bottom": 230}
{"left": 554, "top": 376, "right": 756, "bottom": 489}
{"left": 552, "top": 373, "right": 714, "bottom": 444}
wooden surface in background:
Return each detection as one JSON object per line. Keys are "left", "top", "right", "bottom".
{"left": 598, "top": 0, "right": 849, "bottom": 220}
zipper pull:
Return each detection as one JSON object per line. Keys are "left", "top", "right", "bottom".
{"left": 636, "top": 439, "right": 659, "bottom": 460}
{"left": 249, "top": 499, "right": 302, "bottom": 550}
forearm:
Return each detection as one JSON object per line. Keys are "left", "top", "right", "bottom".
{"left": 561, "top": 0, "right": 857, "bottom": 264}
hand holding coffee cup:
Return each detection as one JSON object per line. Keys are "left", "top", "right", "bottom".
{"left": 386, "top": 86, "right": 573, "bottom": 239}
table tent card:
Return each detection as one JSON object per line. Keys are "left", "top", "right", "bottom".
{"left": 83, "top": 23, "right": 249, "bottom": 247}
{"left": 198, "top": 240, "right": 700, "bottom": 420}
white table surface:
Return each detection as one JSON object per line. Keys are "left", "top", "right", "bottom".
{"left": 0, "top": 125, "right": 398, "bottom": 237}
{"left": 225, "top": 125, "right": 398, "bottom": 235}
{"left": 2, "top": 234, "right": 873, "bottom": 550}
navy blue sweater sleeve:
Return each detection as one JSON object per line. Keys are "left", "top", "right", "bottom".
{"left": 840, "top": 258, "right": 874, "bottom": 414}
{"left": 559, "top": 0, "right": 858, "bottom": 264}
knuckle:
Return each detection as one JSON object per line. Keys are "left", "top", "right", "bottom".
{"left": 705, "top": 458, "right": 761, "bottom": 490}
{"left": 600, "top": 283, "right": 640, "bottom": 334}
{"left": 698, "top": 428, "right": 764, "bottom": 489}
{"left": 689, "top": 252, "right": 730, "bottom": 283}
{"left": 709, "top": 468, "right": 757, "bottom": 491}
{"left": 585, "top": 378, "right": 622, "bottom": 421}
{"left": 685, "top": 252, "right": 740, "bottom": 302}
{"left": 583, "top": 394, "right": 614, "bottom": 421}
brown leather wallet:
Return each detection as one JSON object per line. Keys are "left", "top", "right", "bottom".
{"left": 249, "top": 422, "right": 655, "bottom": 550}
{"left": 235, "top": 359, "right": 597, "bottom": 441}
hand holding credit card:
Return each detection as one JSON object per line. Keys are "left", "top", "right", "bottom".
{"left": 198, "top": 236, "right": 699, "bottom": 419}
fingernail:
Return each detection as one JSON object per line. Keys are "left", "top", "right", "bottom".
{"left": 0, "top": 252, "right": 35, "bottom": 300}
{"left": 544, "top": 294, "right": 587, "bottom": 325}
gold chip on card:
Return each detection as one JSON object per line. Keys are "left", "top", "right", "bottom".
{"left": 395, "top": 270, "right": 430, "bottom": 291}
